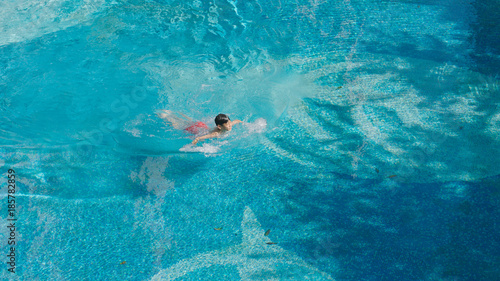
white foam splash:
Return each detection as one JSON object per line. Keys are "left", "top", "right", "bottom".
{"left": 242, "top": 118, "right": 267, "bottom": 134}
{"left": 179, "top": 143, "right": 221, "bottom": 154}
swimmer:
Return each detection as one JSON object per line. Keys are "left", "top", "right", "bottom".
{"left": 191, "top": 113, "right": 242, "bottom": 145}
{"left": 157, "top": 110, "right": 242, "bottom": 145}
{"left": 191, "top": 113, "right": 243, "bottom": 145}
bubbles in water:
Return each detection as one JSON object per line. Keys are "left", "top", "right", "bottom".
{"left": 180, "top": 142, "right": 221, "bottom": 154}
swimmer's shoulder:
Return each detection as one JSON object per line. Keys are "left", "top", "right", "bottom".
{"left": 209, "top": 128, "right": 222, "bottom": 135}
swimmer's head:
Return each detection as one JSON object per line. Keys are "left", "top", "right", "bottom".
{"left": 215, "top": 113, "right": 232, "bottom": 131}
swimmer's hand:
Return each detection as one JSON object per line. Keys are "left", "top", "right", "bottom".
{"left": 191, "top": 132, "right": 219, "bottom": 145}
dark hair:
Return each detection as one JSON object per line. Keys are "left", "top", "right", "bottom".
{"left": 215, "top": 113, "right": 230, "bottom": 126}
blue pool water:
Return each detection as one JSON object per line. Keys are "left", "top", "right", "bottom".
{"left": 1, "top": 0, "right": 499, "bottom": 280}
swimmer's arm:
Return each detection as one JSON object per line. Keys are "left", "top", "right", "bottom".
{"left": 231, "top": 120, "right": 243, "bottom": 125}
{"left": 191, "top": 132, "right": 219, "bottom": 145}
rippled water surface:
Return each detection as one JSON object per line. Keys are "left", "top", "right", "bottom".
{"left": 1, "top": 0, "right": 499, "bottom": 280}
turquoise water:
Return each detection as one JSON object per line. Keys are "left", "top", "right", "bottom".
{"left": 1, "top": 0, "right": 499, "bottom": 280}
